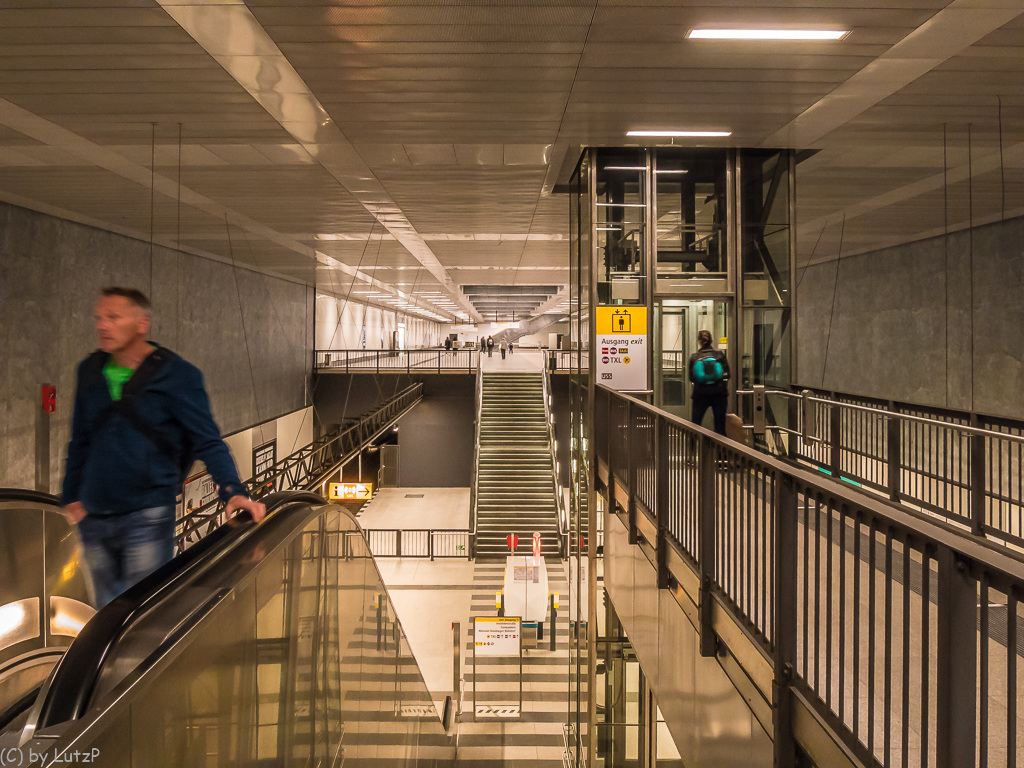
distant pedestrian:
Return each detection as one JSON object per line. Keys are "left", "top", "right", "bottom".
{"left": 500, "top": 338, "right": 508, "bottom": 359}
{"left": 487, "top": 336, "right": 494, "bottom": 357}
{"left": 444, "top": 337, "right": 452, "bottom": 354}
{"left": 508, "top": 340, "right": 514, "bottom": 356}
{"left": 688, "top": 329, "right": 730, "bottom": 436}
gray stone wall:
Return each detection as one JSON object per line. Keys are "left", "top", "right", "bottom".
{"left": 797, "top": 215, "right": 1024, "bottom": 419}
{"left": 0, "top": 201, "right": 313, "bottom": 494}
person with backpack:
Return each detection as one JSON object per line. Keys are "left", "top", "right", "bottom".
{"left": 61, "top": 287, "right": 265, "bottom": 606}
{"left": 688, "top": 329, "right": 731, "bottom": 436}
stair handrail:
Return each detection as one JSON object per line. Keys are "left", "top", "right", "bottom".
{"left": 469, "top": 352, "right": 483, "bottom": 557}
{"left": 542, "top": 364, "right": 569, "bottom": 558}
{"left": 177, "top": 383, "right": 422, "bottom": 550}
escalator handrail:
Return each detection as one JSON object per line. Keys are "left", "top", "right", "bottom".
{"left": 0, "top": 489, "right": 61, "bottom": 508}
{"left": 33, "top": 490, "right": 325, "bottom": 730}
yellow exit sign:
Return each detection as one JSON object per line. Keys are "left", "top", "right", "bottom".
{"left": 329, "top": 483, "right": 373, "bottom": 501}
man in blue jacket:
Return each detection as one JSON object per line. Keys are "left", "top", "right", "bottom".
{"left": 62, "top": 287, "right": 265, "bottom": 606}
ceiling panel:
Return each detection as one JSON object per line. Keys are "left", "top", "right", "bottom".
{"left": 0, "top": 0, "right": 1020, "bottom": 316}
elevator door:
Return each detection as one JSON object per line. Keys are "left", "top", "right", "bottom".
{"left": 659, "top": 307, "right": 689, "bottom": 412}
{"left": 656, "top": 300, "right": 730, "bottom": 418}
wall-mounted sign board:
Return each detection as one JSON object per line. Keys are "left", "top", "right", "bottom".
{"left": 595, "top": 306, "right": 648, "bottom": 391}
{"left": 328, "top": 483, "right": 373, "bottom": 501}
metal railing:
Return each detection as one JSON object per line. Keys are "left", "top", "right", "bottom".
{"left": 362, "top": 528, "right": 472, "bottom": 559}
{"left": 737, "top": 385, "right": 1024, "bottom": 550}
{"left": 543, "top": 363, "right": 570, "bottom": 557}
{"left": 176, "top": 383, "right": 423, "bottom": 549}
{"left": 315, "top": 348, "right": 479, "bottom": 373}
{"left": 547, "top": 349, "right": 588, "bottom": 373}
{"left": 596, "top": 384, "right": 1024, "bottom": 768}
{"left": 469, "top": 353, "right": 483, "bottom": 558}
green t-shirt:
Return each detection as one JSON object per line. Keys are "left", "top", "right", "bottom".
{"left": 102, "top": 358, "right": 134, "bottom": 401}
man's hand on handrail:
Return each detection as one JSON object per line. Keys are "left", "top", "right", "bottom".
{"left": 225, "top": 495, "right": 267, "bottom": 523}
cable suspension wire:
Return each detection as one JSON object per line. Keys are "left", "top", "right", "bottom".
{"left": 997, "top": 96, "right": 1005, "bottom": 220}
{"left": 795, "top": 222, "right": 828, "bottom": 291}
{"left": 967, "top": 122, "right": 975, "bottom": 412}
{"left": 238, "top": 225, "right": 313, "bottom": 456}
{"left": 819, "top": 213, "right": 846, "bottom": 389}
{"left": 223, "top": 214, "right": 265, "bottom": 426}
{"left": 175, "top": 123, "right": 183, "bottom": 352}
{"left": 943, "top": 124, "right": 950, "bottom": 406}
{"left": 149, "top": 122, "right": 156, "bottom": 298}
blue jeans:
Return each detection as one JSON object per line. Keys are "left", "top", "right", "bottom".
{"left": 77, "top": 505, "right": 176, "bottom": 608}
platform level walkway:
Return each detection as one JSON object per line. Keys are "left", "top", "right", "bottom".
{"left": 739, "top": 385, "right": 1024, "bottom": 551}
{"left": 598, "top": 385, "right": 1024, "bottom": 768}
{"left": 315, "top": 347, "right": 480, "bottom": 373}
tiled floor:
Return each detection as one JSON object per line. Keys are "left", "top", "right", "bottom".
{"left": 480, "top": 349, "right": 545, "bottom": 373}
{"left": 365, "top": 485, "right": 571, "bottom": 767}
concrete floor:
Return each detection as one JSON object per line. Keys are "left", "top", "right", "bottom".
{"left": 357, "top": 487, "right": 470, "bottom": 530}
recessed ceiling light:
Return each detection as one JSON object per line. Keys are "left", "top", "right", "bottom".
{"left": 627, "top": 130, "right": 731, "bottom": 138}
{"left": 688, "top": 28, "right": 848, "bottom": 41}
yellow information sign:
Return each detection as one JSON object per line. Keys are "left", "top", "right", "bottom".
{"left": 328, "top": 483, "right": 373, "bottom": 501}
{"left": 595, "top": 306, "right": 647, "bottom": 335}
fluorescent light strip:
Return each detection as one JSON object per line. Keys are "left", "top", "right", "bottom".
{"left": 688, "top": 29, "right": 848, "bottom": 41}
{"left": 655, "top": 169, "right": 688, "bottom": 174}
{"left": 627, "top": 130, "right": 731, "bottom": 138}
{"left": 603, "top": 166, "right": 646, "bottom": 171}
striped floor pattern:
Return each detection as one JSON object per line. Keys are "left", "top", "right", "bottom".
{"left": 457, "top": 559, "right": 574, "bottom": 768}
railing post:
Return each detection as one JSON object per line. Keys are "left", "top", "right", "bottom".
{"left": 935, "top": 545, "right": 977, "bottom": 768}
{"left": 396, "top": 529, "right": 402, "bottom": 558}
{"left": 429, "top": 530, "right": 435, "bottom": 561}
{"left": 655, "top": 415, "right": 670, "bottom": 589}
{"left": 887, "top": 411, "right": 901, "bottom": 502}
{"left": 376, "top": 351, "right": 380, "bottom": 375}
{"left": 787, "top": 393, "right": 799, "bottom": 457}
{"left": 345, "top": 349, "right": 349, "bottom": 372}
{"left": 772, "top": 471, "right": 798, "bottom": 766}
{"left": 969, "top": 416, "right": 986, "bottom": 536}
{"left": 697, "top": 436, "right": 716, "bottom": 657}
{"left": 626, "top": 400, "right": 638, "bottom": 545}
{"left": 829, "top": 395, "right": 842, "bottom": 476}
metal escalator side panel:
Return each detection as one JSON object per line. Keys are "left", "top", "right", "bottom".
{"left": 24, "top": 502, "right": 455, "bottom": 766}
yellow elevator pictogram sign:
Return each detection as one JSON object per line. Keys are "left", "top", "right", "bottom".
{"left": 595, "top": 306, "right": 647, "bottom": 335}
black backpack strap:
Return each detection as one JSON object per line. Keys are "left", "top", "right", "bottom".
{"left": 81, "top": 350, "right": 108, "bottom": 387}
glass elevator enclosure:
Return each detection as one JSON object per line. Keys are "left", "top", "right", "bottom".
{"left": 567, "top": 146, "right": 795, "bottom": 767}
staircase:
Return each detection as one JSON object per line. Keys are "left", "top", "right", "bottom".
{"left": 475, "top": 372, "right": 562, "bottom": 560}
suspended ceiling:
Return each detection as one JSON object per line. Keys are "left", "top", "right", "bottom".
{"left": 0, "top": 1, "right": 1021, "bottom": 324}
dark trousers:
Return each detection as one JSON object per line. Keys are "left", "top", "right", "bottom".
{"left": 692, "top": 394, "right": 728, "bottom": 436}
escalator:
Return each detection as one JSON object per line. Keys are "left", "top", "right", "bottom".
{"left": 0, "top": 490, "right": 95, "bottom": 734}
{"left": 1, "top": 490, "right": 455, "bottom": 766}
